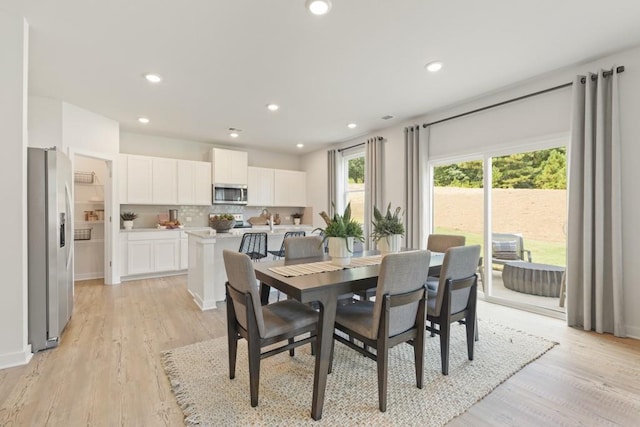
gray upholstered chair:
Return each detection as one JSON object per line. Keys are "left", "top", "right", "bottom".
{"left": 427, "top": 234, "right": 466, "bottom": 278}
{"left": 426, "top": 245, "right": 481, "bottom": 375}
{"left": 284, "top": 235, "right": 324, "bottom": 259}
{"left": 269, "top": 231, "right": 306, "bottom": 259}
{"left": 331, "top": 250, "right": 431, "bottom": 412}
{"left": 223, "top": 250, "right": 318, "bottom": 407}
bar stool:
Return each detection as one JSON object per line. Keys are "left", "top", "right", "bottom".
{"left": 238, "top": 232, "right": 268, "bottom": 261}
{"left": 268, "top": 231, "right": 306, "bottom": 259}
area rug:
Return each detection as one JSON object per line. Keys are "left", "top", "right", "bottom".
{"left": 162, "top": 321, "right": 556, "bottom": 426}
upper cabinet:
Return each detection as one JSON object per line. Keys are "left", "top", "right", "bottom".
{"left": 247, "top": 167, "right": 275, "bottom": 206}
{"left": 120, "top": 154, "right": 211, "bottom": 205}
{"left": 210, "top": 148, "right": 247, "bottom": 185}
{"left": 274, "top": 169, "right": 306, "bottom": 207}
{"left": 178, "top": 160, "right": 212, "bottom": 205}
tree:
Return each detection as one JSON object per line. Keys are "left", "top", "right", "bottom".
{"left": 535, "top": 148, "right": 566, "bottom": 189}
{"left": 348, "top": 157, "right": 364, "bottom": 183}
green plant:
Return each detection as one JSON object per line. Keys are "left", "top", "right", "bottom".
{"left": 315, "top": 203, "right": 364, "bottom": 250}
{"left": 120, "top": 212, "right": 138, "bottom": 221}
{"left": 211, "top": 214, "right": 234, "bottom": 221}
{"left": 371, "top": 203, "right": 404, "bottom": 241}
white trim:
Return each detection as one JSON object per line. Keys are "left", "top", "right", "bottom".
{"left": 0, "top": 345, "right": 33, "bottom": 370}
{"left": 193, "top": 293, "right": 217, "bottom": 311}
{"left": 74, "top": 273, "right": 104, "bottom": 281}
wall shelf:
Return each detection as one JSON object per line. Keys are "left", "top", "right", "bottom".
{"left": 75, "top": 220, "right": 104, "bottom": 225}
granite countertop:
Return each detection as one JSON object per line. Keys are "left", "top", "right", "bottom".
{"left": 121, "top": 225, "right": 316, "bottom": 238}
{"left": 120, "top": 226, "right": 211, "bottom": 233}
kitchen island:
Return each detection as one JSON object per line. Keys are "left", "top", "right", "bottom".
{"left": 185, "top": 226, "right": 314, "bottom": 311}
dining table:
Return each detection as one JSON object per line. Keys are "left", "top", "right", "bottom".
{"left": 253, "top": 250, "right": 444, "bottom": 420}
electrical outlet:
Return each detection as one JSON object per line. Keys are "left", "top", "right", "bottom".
{"left": 285, "top": 216, "right": 291, "bottom": 221}
{"left": 186, "top": 217, "right": 192, "bottom": 222}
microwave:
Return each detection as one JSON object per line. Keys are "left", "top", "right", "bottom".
{"left": 213, "top": 184, "right": 248, "bottom": 205}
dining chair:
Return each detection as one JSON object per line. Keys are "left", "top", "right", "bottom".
{"left": 268, "top": 230, "right": 306, "bottom": 259}
{"left": 331, "top": 250, "right": 431, "bottom": 412}
{"left": 222, "top": 250, "right": 318, "bottom": 407}
{"left": 426, "top": 234, "right": 466, "bottom": 278}
{"left": 426, "top": 244, "right": 481, "bottom": 375}
{"left": 238, "top": 232, "right": 268, "bottom": 261}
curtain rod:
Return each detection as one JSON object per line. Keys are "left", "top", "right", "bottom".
{"left": 422, "top": 65, "right": 625, "bottom": 129}
{"left": 337, "top": 136, "right": 383, "bottom": 153}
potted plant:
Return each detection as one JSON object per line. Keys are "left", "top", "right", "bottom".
{"left": 121, "top": 211, "right": 138, "bottom": 230}
{"left": 315, "top": 203, "right": 364, "bottom": 266}
{"left": 371, "top": 203, "right": 404, "bottom": 254}
{"left": 291, "top": 212, "right": 303, "bottom": 225}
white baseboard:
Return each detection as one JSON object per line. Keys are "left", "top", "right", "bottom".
{"left": 193, "top": 293, "right": 217, "bottom": 311}
{"left": 624, "top": 324, "right": 640, "bottom": 340}
{"left": 75, "top": 272, "right": 104, "bottom": 281}
{"left": 120, "top": 270, "right": 186, "bottom": 282}
{"left": 0, "top": 345, "right": 33, "bottom": 370}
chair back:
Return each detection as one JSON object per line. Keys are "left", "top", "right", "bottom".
{"left": 222, "top": 250, "right": 266, "bottom": 337}
{"left": 239, "top": 232, "right": 268, "bottom": 260}
{"left": 433, "top": 245, "right": 481, "bottom": 317}
{"left": 427, "top": 234, "right": 466, "bottom": 253}
{"left": 285, "top": 236, "right": 324, "bottom": 260}
{"left": 277, "top": 230, "right": 305, "bottom": 255}
{"left": 492, "top": 233, "right": 526, "bottom": 261}
{"left": 372, "top": 250, "right": 431, "bottom": 337}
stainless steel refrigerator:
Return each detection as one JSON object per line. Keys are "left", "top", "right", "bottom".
{"left": 27, "top": 147, "right": 74, "bottom": 352}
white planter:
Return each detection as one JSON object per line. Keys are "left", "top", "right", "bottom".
{"left": 377, "top": 234, "right": 402, "bottom": 254}
{"left": 328, "top": 236, "right": 354, "bottom": 266}
{"left": 123, "top": 220, "right": 134, "bottom": 230}
{"left": 293, "top": 218, "right": 301, "bottom": 225}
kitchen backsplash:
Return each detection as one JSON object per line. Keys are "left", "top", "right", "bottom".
{"left": 120, "top": 204, "right": 307, "bottom": 228}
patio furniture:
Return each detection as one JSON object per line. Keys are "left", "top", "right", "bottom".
{"left": 478, "top": 233, "right": 532, "bottom": 286}
{"left": 502, "top": 262, "right": 565, "bottom": 297}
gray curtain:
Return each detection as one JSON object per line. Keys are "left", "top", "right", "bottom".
{"left": 404, "top": 126, "right": 428, "bottom": 249}
{"left": 327, "top": 149, "right": 337, "bottom": 217}
{"left": 567, "top": 69, "right": 625, "bottom": 337}
{"left": 364, "top": 137, "right": 383, "bottom": 250}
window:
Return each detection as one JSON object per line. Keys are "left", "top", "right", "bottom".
{"left": 342, "top": 151, "right": 365, "bottom": 224}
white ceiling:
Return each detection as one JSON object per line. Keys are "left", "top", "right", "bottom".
{"left": 5, "top": 0, "right": 640, "bottom": 153}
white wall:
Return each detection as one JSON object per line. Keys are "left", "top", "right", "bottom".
{"left": 302, "top": 45, "right": 640, "bottom": 338}
{"left": 0, "top": 12, "right": 31, "bottom": 369}
{"left": 120, "top": 132, "right": 302, "bottom": 170}
{"left": 28, "top": 96, "right": 63, "bottom": 150}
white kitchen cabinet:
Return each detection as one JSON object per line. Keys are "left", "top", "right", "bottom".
{"left": 178, "top": 160, "right": 211, "bottom": 205}
{"left": 247, "top": 166, "right": 274, "bottom": 206}
{"left": 126, "top": 155, "right": 153, "bottom": 204}
{"left": 152, "top": 157, "right": 178, "bottom": 204}
{"left": 153, "top": 239, "right": 180, "bottom": 272}
{"left": 274, "top": 169, "right": 306, "bottom": 207}
{"left": 210, "top": 148, "right": 247, "bottom": 185}
{"left": 127, "top": 240, "right": 154, "bottom": 275}
{"left": 180, "top": 233, "right": 188, "bottom": 270}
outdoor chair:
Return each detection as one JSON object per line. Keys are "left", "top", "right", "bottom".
{"left": 223, "top": 250, "right": 318, "bottom": 407}
{"left": 331, "top": 250, "right": 431, "bottom": 412}
{"left": 426, "top": 245, "right": 481, "bottom": 375}
{"left": 478, "top": 233, "right": 532, "bottom": 286}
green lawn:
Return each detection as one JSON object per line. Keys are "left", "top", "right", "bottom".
{"left": 435, "top": 227, "right": 566, "bottom": 267}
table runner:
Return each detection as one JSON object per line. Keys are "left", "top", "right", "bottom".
{"left": 268, "top": 255, "right": 383, "bottom": 277}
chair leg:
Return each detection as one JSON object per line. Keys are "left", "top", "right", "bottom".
{"left": 439, "top": 321, "right": 451, "bottom": 375}
{"left": 288, "top": 338, "right": 295, "bottom": 357}
{"left": 328, "top": 338, "right": 335, "bottom": 374}
{"left": 466, "top": 315, "right": 476, "bottom": 361}
{"left": 414, "top": 329, "right": 425, "bottom": 389}
{"left": 228, "top": 332, "right": 238, "bottom": 380}
{"left": 474, "top": 317, "right": 479, "bottom": 342}
{"left": 247, "top": 336, "right": 261, "bottom": 407}
{"left": 377, "top": 341, "right": 389, "bottom": 412}
{"left": 430, "top": 320, "right": 436, "bottom": 337}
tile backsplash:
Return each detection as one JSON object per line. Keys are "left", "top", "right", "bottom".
{"left": 120, "top": 204, "right": 308, "bottom": 228}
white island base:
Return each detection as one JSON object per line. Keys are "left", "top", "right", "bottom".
{"left": 186, "top": 230, "right": 222, "bottom": 310}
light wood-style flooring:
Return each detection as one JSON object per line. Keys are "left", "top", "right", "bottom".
{"left": 0, "top": 276, "right": 639, "bottom": 426}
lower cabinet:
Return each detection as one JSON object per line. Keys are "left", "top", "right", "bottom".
{"left": 120, "top": 230, "right": 184, "bottom": 278}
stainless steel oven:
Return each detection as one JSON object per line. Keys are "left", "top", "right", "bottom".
{"left": 213, "top": 184, "right": 247, "bottom": 205}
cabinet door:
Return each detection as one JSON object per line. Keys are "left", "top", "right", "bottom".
{"left": 247, "top": 166, "right": 274, "bottom": 206}
{"left": 230, "top": 150, "right": 248, "bottom": 185}
{"left": 152, "top": 158, "right": 178, "bottom": 204}
{"left": 274, "top": 170, "right": 306, "bottom": 207}
{"left": 177, "top": 160, "right": 195, "bottom": 204}
{"left": 127, "top": 241, "right": 154, "bottom": 275}
{"left": 194, "top": 161, "right": 212, "bottom": 205}
{"left": 154, "top": 239, "right": 180, "bottom": 272}
{"left": 126, "top": 155, "right": 153, "bottom": 204}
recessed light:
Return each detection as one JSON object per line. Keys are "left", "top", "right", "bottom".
{"left": 296, "top": 143, "right": 304, "bottom": 148}
{"left": 347, "top": 123, "right": 357, "bottom": 129}
{"left": 230, "top": 132, "right": 239, "bottom": 138}
{"left": 266, "top": 103, "right": 279, "bottom": 112}
{"left": 138, "top": 117, "right": 150, "bottom": 124}
{"left": 425, "top": 61, "right": 443, "bottom": 72}
{"left": 144, "top": 73, "right": 162, "bottom": 83}
{"left": 306, "top": 0, "right": 332, "bottom": 15}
